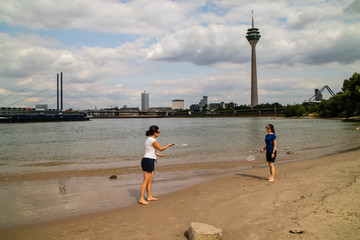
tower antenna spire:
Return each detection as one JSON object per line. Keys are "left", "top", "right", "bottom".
{"left": 252, "top": 10, "right": 254, "bottom": 28}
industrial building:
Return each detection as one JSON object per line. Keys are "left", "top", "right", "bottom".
{"left": 172, "top": 99, "right": 184, "bottom": 110}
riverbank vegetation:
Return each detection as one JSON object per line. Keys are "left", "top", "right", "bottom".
{"left": 284, "top": 72, "right": 360, "bottom": 118}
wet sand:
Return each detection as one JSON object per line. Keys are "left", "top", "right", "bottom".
{"left": 1, "top": 149, "right": 359, "bottom": 240}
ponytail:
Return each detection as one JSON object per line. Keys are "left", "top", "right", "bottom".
{"left": 145, "top": 125, "right": 159, "bottom": 136}
{"left": 267, "top": 124, "right": 275, "bottom": 134}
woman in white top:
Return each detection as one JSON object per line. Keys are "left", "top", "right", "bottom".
{"left": 139, "top": 125, "right": 173, "bottom": 205}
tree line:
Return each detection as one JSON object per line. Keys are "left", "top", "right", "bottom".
{"left": 284, "top": 72, "right": 360, "bottom": 118}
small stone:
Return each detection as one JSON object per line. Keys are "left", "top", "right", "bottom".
{"left": 109, "top": 175, "right": 117, "bottom": 179}
{"left": 289, "top": 228, "right": 304, "bottom": 234}
{"left": 186, "top": 222, "right": 222, "bottom": 240}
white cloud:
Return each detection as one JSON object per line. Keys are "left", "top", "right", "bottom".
{"left": 18, "top": 78, "right": 33, "bottom": 86}
{"left": 0, "top": 0, "right": 194, "bottom": 35}
{"left": 146, "top": 24, "right": 248, "bottom": 65}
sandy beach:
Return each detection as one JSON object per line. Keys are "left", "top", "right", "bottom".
{"left": 1, "top": 149, "right": 359, "bottom": 240}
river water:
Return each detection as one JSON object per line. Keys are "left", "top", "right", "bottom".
{"left": 0, "top": 117, "right": 359, "bottom": 227}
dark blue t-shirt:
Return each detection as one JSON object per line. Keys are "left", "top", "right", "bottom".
{"left": 265, "top": 134, "right": 277, "bottom": 153}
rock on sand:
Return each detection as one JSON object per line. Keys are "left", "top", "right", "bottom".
{"left": 186, "top": 222, "right": 222, "bottom": 240}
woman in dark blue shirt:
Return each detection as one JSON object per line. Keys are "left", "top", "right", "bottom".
{"left": 260, "top": 124, "right": 277, "bottom": 182}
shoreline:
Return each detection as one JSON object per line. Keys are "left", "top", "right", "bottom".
{"left": 1, "top": 149, "right": 359, "bottom": 239}
{"left": 2, "top": 144, "right": 359, "bottom": 183}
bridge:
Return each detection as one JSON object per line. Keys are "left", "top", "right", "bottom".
{"left": 0, "top": 73, "right": 128, "bottom": 110}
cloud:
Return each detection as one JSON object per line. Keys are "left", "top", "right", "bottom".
{"left": 18, "top": 78, "right": 33, "bottom": 86}
{"left": 0, "top": 88, "right": 12, "bottom": 96}
{"left": 344, "top": 0, "right": 360, "bottom": 14}
{"left": 0, "top": 32, "right": 146, "bottom": 79}
{"left": 146, "top": 24, "right": 249, "bottom": 65}
{"left": 0, "top": 0, "right": 192, "bottom": 35}
{"left": 287, "top": 11, "right": 319, "bottom": 29}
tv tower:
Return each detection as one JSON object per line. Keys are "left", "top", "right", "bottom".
{"left": 246, "top": 11, "right": 261, "bottom": 108}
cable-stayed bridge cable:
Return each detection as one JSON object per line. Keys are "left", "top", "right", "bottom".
{"left": 64, "top": 74, "right": 132, "bottom": 107}
{"left": 0, "top": 75, "right": 56, "bottom": 100}
{"left": 7, "top": 84, "right": 57, "bottom": 107}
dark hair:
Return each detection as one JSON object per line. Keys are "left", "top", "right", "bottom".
{"left": 267, "top": 124, "right": 275, "bottom": 134}
{"left": 146, "top": 125, "right": 159, "bottom": 136}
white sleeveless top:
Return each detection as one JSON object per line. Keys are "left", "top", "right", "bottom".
{"left": 143, "top": 137, "right": 157, "bottom": 159}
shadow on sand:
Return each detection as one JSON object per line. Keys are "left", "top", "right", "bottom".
{"left": 127, "top": 188, "right": 139, "bottom": 201}
{"left": 235, "top": 173, "right": 267, "bottom": 180}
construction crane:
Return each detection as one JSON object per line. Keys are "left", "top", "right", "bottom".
{"left": 304, "top": 85, "right": 335, "bottom": 104}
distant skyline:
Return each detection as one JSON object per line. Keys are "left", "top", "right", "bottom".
{"left": 0, "top": 0, "right": 359, "bottom": 109}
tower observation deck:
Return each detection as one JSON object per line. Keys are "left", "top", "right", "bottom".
{"left": 246, "top": 12, "right": 261, "bottom": 108}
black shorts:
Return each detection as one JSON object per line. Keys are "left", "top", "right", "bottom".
{"left": 141, "top": 157, "right": 155, "bottom": 172}
{"left": 266, "top": 151, "right": 277, "bottom": 162}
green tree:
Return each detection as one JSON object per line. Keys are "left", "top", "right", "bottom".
{"left": 296, "top": 105, "right": 306, "bottom": 116}
{"left": 318, "top": 72, "right": 360, "bottom": 117}
{"left": 284, "top": 104, "right": 306, "bottom": 117}
{"left": 318, "top": 94, "right": 344, "bottom": 117}
{"left": 341, "top": 72, "right": 360, "bottom": 116}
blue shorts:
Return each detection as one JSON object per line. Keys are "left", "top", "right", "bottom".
{"left": 141, "top": 157, "right": 155, "bottom": 172}
{"left": 266, "top": 151, "right": 277, "bottom": 162}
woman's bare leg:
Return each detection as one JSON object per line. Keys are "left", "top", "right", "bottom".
{"left": 147, "top": 172, "right": 159, "bottom": 201}
{"left": 268, "top": 162, "right": 275, "bottom": 182}
{"left": 139, "top": 171, "right": 152, "bottom": 204}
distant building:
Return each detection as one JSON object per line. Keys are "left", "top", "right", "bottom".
{"left": 199, "top": 96, "right": 209, "bottom": 111}
{"left": 172, "top": 99, "right": 184, "bottom": 110}
{"left": 209, "top": 102, "right": 225, "bottom": 110}
{"left": 190, "top": 96, "right": 237, "bottom": 112}
{"left": 209, "top": 102, "right": 237, "bottom": 111}
{"left": 141, "top": 91, "right": 149, "bottom": 112}
{"left": 227, "top": 102, "right": 237, "bottom": 109}
{"left": 148, "top": 107, "right": 173, "bottom": 113}
{"left": 190, "top": 96, "right": 209, "bottom": 111}
{"left": 35, "top": 104, "right": 48, "bottom": 110}
{"left": 189, "top": 104, "right": 200, "bottom": 111}
{"left": 199, "top": 96, "right": 207, "bottom": 106}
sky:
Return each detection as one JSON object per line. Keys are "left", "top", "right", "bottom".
{"left": 0, "top": 0, "right": 359, "bottom": 110}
